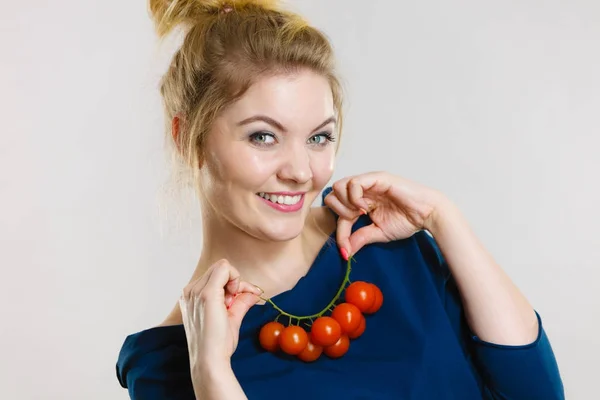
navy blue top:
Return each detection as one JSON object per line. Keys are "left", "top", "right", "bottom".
{"left": 116, "top": 187, "right": 564, "bottom": 399}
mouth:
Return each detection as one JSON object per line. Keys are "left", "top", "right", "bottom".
{"left": 256, "top": 192, "right": 304, "bottom": 206}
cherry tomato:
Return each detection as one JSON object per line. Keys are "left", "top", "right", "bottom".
{"left": 279, "top": 326, "right": 309, "bottom": 355}
{"left": 310, "top": 316, "right": 342, "bottom": 347}
{"left": 297, "top": 339, "right": 323, "bottom": 362}
{"left": 331, "top": 303, "right": 362, "bottom": 334}
{"left": 345, "top": 281, "right": 375, "bottom": 312}
{"left": 348, "top": 314, "right": 366, "bottom": 339}
{"left": 323, "top": 335, "right": 350, "bottom": 358}
{"left": 365, "top": 284, "right": 383, "bottom": 314}
{"left": 259, "top": 321, "right": 284, "bottom": 352}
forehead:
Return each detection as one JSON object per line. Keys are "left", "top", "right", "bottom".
{"left": 223, "top": 70, "right": 334, "bottom": 126}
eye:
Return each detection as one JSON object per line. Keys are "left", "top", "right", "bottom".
{"left": 308, "top": 132, "right": 335, "bottom": 146}
{"left": 249, "top": 132, "right": 276, "bottom": 146}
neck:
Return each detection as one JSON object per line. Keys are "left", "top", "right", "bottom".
{"left": 192, "top": 207, "right": 335, "bottom": 298}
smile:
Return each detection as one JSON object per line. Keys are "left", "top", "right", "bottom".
{"left": 257, "top": 192, "right": 303, "bottom": 205}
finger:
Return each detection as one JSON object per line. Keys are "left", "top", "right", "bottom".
{"left": 348, "top": 178, "right": 371, "bottom": 213}
{"left": 324, "top": 192, "right": 361, "bottom": 220}
{"left": 204, "top": 260, "right": 241, "bottom": 303}
{"left": 224, "top": 275, "right": 241, "bottom": 308}
{"left": 332, "top": 178, "right": 360, "bottom": 212}
{"left": 238, "top": 280, "right": 263, "bottom": 296}
{"left": 348, "top": 224, "right": 387, "bottom": 255}
{"left": 348, "top": 172, "right": 392, "bottom": 197}
{"left": 336, "top": 217, "right": 356, "bottom": 259}
{"left": 226, "top": 280, "right": 262, "bottom": 310}
{"left": 179, "top": 261, "right": 224, "bottom": 327}
{"left": 182, "top": 259, "right": 225, "bottom": 300}
{"left": 228, "top": 292, "right": 261, "bottom": 330}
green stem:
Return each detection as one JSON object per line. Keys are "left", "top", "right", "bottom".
{"left": 262, "top": 257, "right": 354, "bottom": 323}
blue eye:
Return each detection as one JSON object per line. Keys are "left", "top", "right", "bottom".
{"left": 308, "top": 132, "right": 335, "bottom": 146}
{"left": 249, "top": 132, "right": 276, "bottom": 146}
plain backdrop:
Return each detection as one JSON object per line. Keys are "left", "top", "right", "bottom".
{"left": 1, "top": 0, "right": 598, "bottom": 399}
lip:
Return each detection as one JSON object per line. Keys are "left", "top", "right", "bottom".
{"left": 257, "top": 192, "right": 305, "bottom": 213}
{"left": 258, "top": 191, "right": 305, "bottom": 196}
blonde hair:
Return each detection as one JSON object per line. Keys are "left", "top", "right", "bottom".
{"left": 148, "top": 0, "right": 344, "bottom": 197}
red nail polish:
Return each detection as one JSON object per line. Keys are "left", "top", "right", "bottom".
{"left": 340, "top": 247, "right": 349, "bottom": 261}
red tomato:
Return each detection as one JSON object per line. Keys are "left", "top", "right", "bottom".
{"left": 323, "top": 335, "right": 350, "bottom": 358}
{"left": 259, "top": 321, "right": 284, "bottom": 352}
{"left": 310, "top": 316, "right": 342, "bottom": 347}
{"left": 345, "top": 281, "right": 375, "bottom": 312}
{"left": 331, "top": 303, "right": 362, "bottom": 334}
{"left": 279, "top": 326, "right": 308, "bottom": 355}
{"left": 297, "top": 339, "right": 323, "bottom": 362}
{"left": 348, "top": 314, "right": 366, "bottom": 339}
{"left": 365, "top": 284, "right": 383, "bottom": 314}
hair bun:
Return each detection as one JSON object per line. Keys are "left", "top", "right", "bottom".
{"left": 148, "top": 0, "right": 281, "bottom": 37}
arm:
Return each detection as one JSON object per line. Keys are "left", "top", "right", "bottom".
{"left": 425, "top": 198, "right": 537, "bottom": 345}
{"left": 421, "top": 199, "right": 565, "bottom": 399}
{"left": 323, "top": 173, "right": 563, "bottom": 399}
{"left": 193, "top": 362, "right": 248, "bottom": 400}
{"left": 179, "top": 260, "right": 260, "bottom": 400}
{"left": 326, "top": 171, "right": 537, "bottom": 344}
{"left": 116, "top": 325, "right": 249, "bottom": 400}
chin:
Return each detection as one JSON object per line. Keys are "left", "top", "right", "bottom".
{"left": 254, "top": 219, "right": 305, "bottom": 243}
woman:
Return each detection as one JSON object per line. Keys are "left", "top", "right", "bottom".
{"left": 116, "top": 0, "right": 564, "bottom": 398}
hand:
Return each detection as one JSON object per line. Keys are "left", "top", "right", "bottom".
{"left": 179, "top": 259, "right": 262, "bottom": 370}
{"left": 324, "top": 171, "right": 445, "bottom": 257}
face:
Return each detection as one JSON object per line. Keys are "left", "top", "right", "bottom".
{"left": 198, "top": 69, "right": 337, "bottom": 242}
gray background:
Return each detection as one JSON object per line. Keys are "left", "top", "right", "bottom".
{"left": 1, "top": 0, "right": 598, "bottom": 398}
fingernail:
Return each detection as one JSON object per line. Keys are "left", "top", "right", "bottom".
{"left": 253, "top": 285, "right": 264, "bottom": 295}
{"left": 359, "top": 208, "right": 367, "bottom": 215}
{"left": 340, "top": 247, "right": 349, "bottom": 261}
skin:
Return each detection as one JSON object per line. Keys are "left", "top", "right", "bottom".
{"left": 162, "top": 69, "right": 339, "bottom": 399}
{"left": 162, "top": 69, "right": 538, "bottom": 399}
{"left": 193, "top": 69, "right": 338, "bottom": 295}
{"left": 326, "top": 173, "right": 538, "bottom": 345}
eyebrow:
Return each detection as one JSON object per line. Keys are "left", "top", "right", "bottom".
{"left": 237, "top": 115, "right": 336, "bottom": 133}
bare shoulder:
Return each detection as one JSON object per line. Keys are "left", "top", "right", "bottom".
{"left": 156, "top": 303, "right": 183, "bottom": 327}
{"left": 156, "top": 266, "right": 208, "bottom": 328}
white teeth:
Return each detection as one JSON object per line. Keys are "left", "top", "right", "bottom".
{"left": 257, "top": 192, "right": 302, "bottom": 205}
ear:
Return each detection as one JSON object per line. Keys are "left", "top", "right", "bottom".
{"left": 171, "top": 113, "right": 182, "bottom": 152}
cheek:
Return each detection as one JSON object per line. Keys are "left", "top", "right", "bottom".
{"left": 242, "top": 153, "right": 275, "bottom": 176}
{"left": 310, "top": 150, "right": 335, "bottom": 185}
{"left": 230, "top": 152, "right": 281, "bottom": 190}
{"left": 211, "top": 155, "right": 286, "bottom": 220}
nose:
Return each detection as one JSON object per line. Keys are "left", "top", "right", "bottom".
{"left": 277, "top": 143, "right": 312, "bottom": 184}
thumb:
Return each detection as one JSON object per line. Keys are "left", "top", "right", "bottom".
{"left": 348, "top": 224, "right": 386, "bottom": 256}
{"left": 228, "top": 292, "right": 260, "bottom": 329}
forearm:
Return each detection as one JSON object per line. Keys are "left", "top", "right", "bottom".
{"left": 193, "top": 362, "right": 247, "bottom": 400}
{"left": 425, "top": 198, "right": 538, "bottom": 345}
